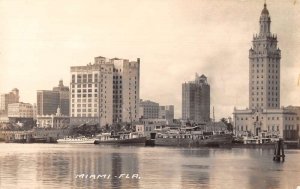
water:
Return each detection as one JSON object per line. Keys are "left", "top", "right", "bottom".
{"left": 0, "top": 143, "right": 299, "bottom": 189}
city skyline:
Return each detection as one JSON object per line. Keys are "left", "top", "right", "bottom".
{"left": 0, "top": 0, "right": 300, "bottom": 120}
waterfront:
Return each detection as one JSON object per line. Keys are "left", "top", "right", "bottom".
{"left": 0, "top": 144, "right": 299, "bottom": 189}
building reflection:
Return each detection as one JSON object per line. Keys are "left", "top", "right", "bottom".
{"left": 33, "top": 146, "right": 140, "bottom": 188}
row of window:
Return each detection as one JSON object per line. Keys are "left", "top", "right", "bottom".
{"left": 72, "top": 99, "right": 97, "bottom": 103}
{"left": 72, "top": 109, "right": 96, "bottom": 113}
{"left": 252, "top": 63, "right": 278, "bottom": 68}
{"left": 237, "top": 116, "right": 300, "bottom": 121}
{"left": 71, "top": 84, "right": 96, "bottom": 88}
{"left": 251, "top": 92, "right": 278, "bottom": 96}
{"left": 72, "top": 94, "right": 97, "bottom": 98}
{"left": 72, "top": 104, "right": 97, "bottom": 108}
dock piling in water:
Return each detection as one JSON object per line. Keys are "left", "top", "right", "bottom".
{"left": 273, "top": 138, "right": 285, "bottom": 162}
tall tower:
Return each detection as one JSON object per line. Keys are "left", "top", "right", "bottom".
{"left": 249, "top": 3, "right": 281, "bottom": 110}
{"left": 182, "top": 74, "right": 210, "bottom": 123}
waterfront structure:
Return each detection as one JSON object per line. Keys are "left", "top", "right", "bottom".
{"left": 53, "top": 80, "right": 70, "bottom": 116}
{"left": 37, "top": 90, "right": 60, "bottom": 116}
{"left": 37, "top": 80, "right": 70, "bottom": 116}
{"left": 8, "top": 102, "right": 33, "bottom": 118}
{"left": 36, "top": 107, "right": 70, "bottom": 129}
{"left": 182, "top": 73, "right": 210, "bottom": 123}
{"left": 139, "top": 100, "right": 159, "bottom": 119}
{"left": 70, "top": 56, "right": 140, "bottom": 126}
{"left": 0, "top": 88, "right": 20, "bottom": 113}
{"left": 233, "top": 3, "right": 300, "bottom": 140}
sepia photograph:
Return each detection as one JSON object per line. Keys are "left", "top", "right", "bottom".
{"left": 0, "top": 0, "right": 300, "bottom": 188}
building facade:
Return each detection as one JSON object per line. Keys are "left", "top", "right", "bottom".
{"left": 182, "top": 73, "right": 210, "bottom": 123}
{"left": 37, "top": 107, "right": 70, "bottom": 129}
{"left": 0, "top": 88, "right": 20, "bottom": 113}
{"left": 8, "top": 102, "right": 33, "bottom": 118}
{"left": 249, "top": 3, "right": 281, "bottom": 110}
{"left": 233, "top": 3, "right": 300, "bottom": 140}
{"left": 70, "top": 56, "right": 140, "bottom": 126}
{"left": 37, "top": 90, "right": 60, "bottom": 116}
{"left": 139, "top": 100, "right": 159, "bottom": 119}
{"left": 159, "top": 105, "right": 174, "bottom": 121}
{"left": 37, "top": 80, "right": 70, "bottom": 116}
{"left": 53, "top": 80, "right": 70, "bottom": 116}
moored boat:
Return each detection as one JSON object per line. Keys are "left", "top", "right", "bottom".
{"left": 155, "top": 132, "right": 233, "bottom": 147}
{"left": 57, "top": 136, "right": 98, "bottom": 144}
{"left": 94, "top": 132, "right": 146, "bottom": 144}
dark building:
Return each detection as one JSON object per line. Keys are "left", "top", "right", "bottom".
{"left": 37, "top": 90, "right": 60, "bottom": 116}
{"left": 182, "top": 74, "right": 210, "bottom": 123}
{"left": 37, "top": 80, "right": 70, "bottom": 116}
{"left": 53, "top": 80, "right": 70, "bottom": 116}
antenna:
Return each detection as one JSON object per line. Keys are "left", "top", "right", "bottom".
{"left": 213, "top": 106, "right": 215, "bottom": 122}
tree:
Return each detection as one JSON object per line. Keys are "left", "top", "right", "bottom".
{"left": 220, "top": 118, "right": 233, "bottom": 132}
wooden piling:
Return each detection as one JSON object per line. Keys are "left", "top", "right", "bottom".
{"left": 273, "top": 138, "right": 285, "bottom": 162}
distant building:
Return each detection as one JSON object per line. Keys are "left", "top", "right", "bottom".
{"left": 37, "top": 80, "right": 70, "bottom": 116}
{"left": 53, "top": 80, "right": 70, "bottom": 116}
{"left": 0, "top": 88, "right": 20, "bottom": 113}
{"left": 233, "top": 3, "right": 300, "bottom": 140}
{"left": 32, "top": 103, "right": 37, "bottom": 120}
{"left": 70, "top": 56, "right": 140, "bottom": 126}
{"left": 182, "top": 73, "right": 210, "bottom": 123}
{"left": 8, "top": 102, "right": 33, "bottom": 118}
{"left": 159, "top": 105, "right": 174, "bottom": 122}
{"left": 37, "top": 107, "right": 70, "bottom": 129}
{"left": 37, "top": 90, "right": 60, "bottom": 116}
{"left": 139, "top": 100, "right": 159, "bottom": 119}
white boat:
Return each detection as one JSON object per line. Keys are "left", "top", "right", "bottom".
{"left": 94, "top": 132, "right": 146, "bottom": 144}
{"left": 57, "top": 136, "right": 98, "bottom": 144}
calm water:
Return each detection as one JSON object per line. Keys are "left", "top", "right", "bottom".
{"left": 0, "top": 143, "right": 299, "bottom": 189}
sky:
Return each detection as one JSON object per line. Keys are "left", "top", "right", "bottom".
{"left": 0, "top": 0, "right": 300, "bottom": 120}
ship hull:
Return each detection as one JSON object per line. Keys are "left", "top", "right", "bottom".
{"left": 155, "top": 134, "right": 233, "bottom": 147}
{"left": 94, "top": 137, "right": 146, "bottom": 144}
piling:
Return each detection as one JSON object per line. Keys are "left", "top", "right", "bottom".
{"left": 273, "top": 138, "right": 285, "bottom": 162}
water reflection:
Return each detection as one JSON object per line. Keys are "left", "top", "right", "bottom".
{"left": 0, "top": 144, "right": 300, "bottom": 188}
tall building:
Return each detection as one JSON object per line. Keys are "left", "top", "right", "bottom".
{"left": 0, "top": 88, "right": 20, "bottom": 113}
{"left": 233, "top": 3, "right": 300, "bottom": 140}
{"left": 139, "top": 100, "right": 159, "bottom": 119}
{"left": 249, "top": 3, "right": 281, "bottom": 110}
{"left": 182, "top": 73, "right": 210, "bottom": 123}
{"left": 37, "top": 90, "right": 60, "bottom": 116}
{"left": 53, "top": 80, "right": 70, "bottom": 116}
{"left": 70, "top": 56, "right": 140, "bottom": 126}
{"left": 37, "top": 80, "right": 70, "bottom": 116}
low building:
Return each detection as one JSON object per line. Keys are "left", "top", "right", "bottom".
{"left": 8, "top": 102, "right": 33, "bottom": 118}
{"left": 233, "top": 106, "right": 300, "bottom": 140}
{"left": 37, "top": 107, "right": 70, "bottom": 129}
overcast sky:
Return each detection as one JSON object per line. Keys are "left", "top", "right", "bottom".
{"left": 0, "top": 0, "right": 300, "bottom": 119}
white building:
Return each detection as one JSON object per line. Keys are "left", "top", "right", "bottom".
{"left": 8, "top": 102, "right": 33, "bottom": 118}
{"left": 70, "top": 56, "right": 140, "bottom": 127}
{"left": 37, "top": 107, "right": 70, "bottom": 129}
{"left": 233, "top": 3, "right": 300, "bottom": 141}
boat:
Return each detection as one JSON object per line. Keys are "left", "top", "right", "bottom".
{"left": 155, "top": 132, "right": 233, "bottom": 147}
{"left": 57, "top": 136, "right": 98, "bottom": 144}
{"left": 94, "top": 132, "right": 146, "bottom": 144}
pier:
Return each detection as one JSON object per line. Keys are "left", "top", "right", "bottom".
{"left": 273, "top": 138, "right": 285, "bottom": 162}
